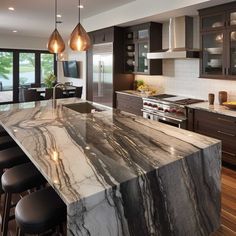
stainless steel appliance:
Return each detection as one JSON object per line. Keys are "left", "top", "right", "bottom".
{"left": 92, "top": 43, "right": 113, "bottom": 107}
{"left": 142, "top": 94, "right": 204, "bottom": 128}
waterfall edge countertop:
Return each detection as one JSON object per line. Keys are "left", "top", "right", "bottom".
{"left": 0, "top": 98, "right": 221, "bottom": 236}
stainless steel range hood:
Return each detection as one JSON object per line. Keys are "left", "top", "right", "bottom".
{"left": 147, "top": 16, "right": 200, "bottom": 59}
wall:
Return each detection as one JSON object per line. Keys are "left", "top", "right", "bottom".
{"left": 135, "top": 17, "right": 236, "bottom": 103}
{"left": 57, "top": 48, "right": 86, "bottom": 99}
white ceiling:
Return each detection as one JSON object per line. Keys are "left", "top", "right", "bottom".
{"left": 0, "top": 0, "right": 135, "bottom": 37}
{"left": 0, "top": 0, "right": 234, "bottom": 38}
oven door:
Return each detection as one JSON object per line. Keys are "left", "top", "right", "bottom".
{"left": 156, "top": 115, "right": 186, "bottom": 129}
{"left": 143, "top": 110, "right": 186, "bottom": 129}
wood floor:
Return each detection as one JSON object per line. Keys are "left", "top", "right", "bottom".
{"left": 212, "top": 167, "right": 236, "bottom": 236}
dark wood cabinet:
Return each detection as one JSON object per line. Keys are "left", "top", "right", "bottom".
{"left": 199, "top": 1, "right": 236, "bottom": 80}
{"left": 116, "top": 92, "right": 143, "bottom": 116}
{"left": 189, "top": 108, "right": 236, "bottom": 166}
{"left": 124, "top": 22, "right": 162, "bottom": 75}
{"left": 89, "top": 27, "right": 114, "bottom": 44}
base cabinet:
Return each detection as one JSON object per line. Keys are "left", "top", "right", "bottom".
{"left": 191, "top": 109, "right": 236, "bottom": 166}
{"left": 116, "top": 93, "right": 143, "bottom": 116}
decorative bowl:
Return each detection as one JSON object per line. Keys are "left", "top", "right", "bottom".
{"left": 223, "top": 101, "right": 236, "bottom": 109}
{"left": 206, "top": 47, "right": 223, "bottom": 54}
{"left": 212, "top": 22, "right": 223, "bottom": 28}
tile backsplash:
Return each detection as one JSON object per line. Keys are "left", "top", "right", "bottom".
{"left": 135, "top": 59, "right": 236, "bottom": 103}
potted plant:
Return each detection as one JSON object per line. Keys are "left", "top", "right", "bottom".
{"left": 44, "top": 74, "right": 56, "bottom": 88}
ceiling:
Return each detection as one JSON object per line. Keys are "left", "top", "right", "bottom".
{"left": 0, "top": 0, "right": 135, "bottom": 37}
{"left": 0, "top": 0, "right": 234, "bottom": 39}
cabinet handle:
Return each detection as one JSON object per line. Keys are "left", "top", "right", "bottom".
{"left": 217, "top": 117, "right": 236, "bottom": 124}
{"left": 222, "top": 150, "right": 236, "bottom": 157}
{"left": 217, "top": 130, "right": 235, "bottom": 137}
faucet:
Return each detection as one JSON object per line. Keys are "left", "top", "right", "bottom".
{"left": 53, "top": 82, "right": 66, "bottom": 108}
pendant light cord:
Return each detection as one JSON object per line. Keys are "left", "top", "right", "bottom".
{"left": 78, "top": 0, "right": 81, "bottom": 24}
{"left": 55, "top": 0, "right": 57, "bottom": 29}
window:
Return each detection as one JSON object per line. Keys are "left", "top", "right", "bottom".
{"left": 0, "top": 49, "right": 56, "bottom": 104}
{"left": 0, "top": 51, "right": 14, "bottom": 103}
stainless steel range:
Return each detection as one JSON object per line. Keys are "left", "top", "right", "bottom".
{"left": 142, "top": 94, "right": 204, "bottom": 129}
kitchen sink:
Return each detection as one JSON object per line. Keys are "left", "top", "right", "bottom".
{"left": 63, "top": 102, "right": 106, "bottom": 114}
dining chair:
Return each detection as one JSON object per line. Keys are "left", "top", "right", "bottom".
{"left": 30, "top": 83, "right": 40, "bottom": 88}
{"left": 75, "top": 87, "right": 83, "bottom": 98}
{"left": 24, "top": 89, "right": 40, "bottom": 102}
{"left": 45, "top": 88, "right": 63, "bottom": 100}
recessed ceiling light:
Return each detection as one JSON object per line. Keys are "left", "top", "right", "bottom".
{"left": 57, "top": 14, "right": 62, "bottom": 18}
{"left": 77, "top": 5, "right": 84, "bottom": 8}
{"left": 8, "top": 7, "right": 15, "bottom": 11}
{"left": 12, "top": 30, "right": 18, "bottom": 33}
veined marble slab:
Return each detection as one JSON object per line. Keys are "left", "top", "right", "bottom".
{"left": 0, "top": 98, "right": 221, "bottom": 236}
{"left": 188, "top": 101, "right": 236, "bottom": 118}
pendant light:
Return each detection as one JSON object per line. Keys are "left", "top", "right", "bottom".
{"left": 69, "top": 0, "right": 91, "bottom": 51}
{"left": 47, "top": 0, "right": 65, "bottom": 54}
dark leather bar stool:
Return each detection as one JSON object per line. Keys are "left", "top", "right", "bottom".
{"left": 0, "top": 136, "right": 16, "bottom": 150}
{"left": 15, "top": 187, "right": 66, "bottom": 235}
{"left": 1, "top": 162, "right": 46, "bottom": 236}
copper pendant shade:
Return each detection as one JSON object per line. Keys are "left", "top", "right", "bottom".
{"left": 69, "top": 23, "right": 91, "bottom": 51}
{"left": 47, "top": 29, "right": 65, "bottom": 54}
{"left": 69, "top": 0, "right": 91, "bottom": 51}
{"left": 47, "top": 0, "right": 65, "bottom": 54}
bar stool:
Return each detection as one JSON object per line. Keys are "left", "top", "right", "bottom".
{"left": 0, "top": 126, "right": 8, "bottom": 136}
{"left": 0, "top": 147, "right": 29, "bottom": 201}
{"left": 1, "top": 162, "right": 46, "bottom": 235}
{"left": 0, "top": 136, "right": 16, "bottom": 150}
{"left": 15, "top": 187, "right": 66, "bottom": 235}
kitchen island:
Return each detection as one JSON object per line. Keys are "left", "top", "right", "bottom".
{"left": 0, "top": 98, "right": 221, "bottom": 236}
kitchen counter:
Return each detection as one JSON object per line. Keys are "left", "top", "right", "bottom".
{"left": 188, "top": 101, "right": 236, "bottom": 118}
{"left": 116, "top": 90, "right": 151, "bottom": 98}
{"left": 0, "top": 98, "right": 221, "bottom": 236}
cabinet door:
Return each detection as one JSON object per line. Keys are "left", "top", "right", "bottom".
{"left": 201, "top": 31, "right": 225, "bottom": 78}
{"left": 229, "top": 10, "right": 236, "bottom": 27}
{"left": 136, "top": 42, "right": 149, "bottom": 73}
{"left": 228, "top": 29, "right": 236, "bottom": 77}
{"left": 201, "top": 13, "right": 225, "bottom": 31}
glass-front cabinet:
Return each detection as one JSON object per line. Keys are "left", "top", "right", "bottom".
{"left": 199, "top": 2, "right": 236, "bottom": 80}
{"left": 202, "top": 31, "right": 224, "bottom": 77}
{"left": 124, "top": 22, "right": 162, "bottom": 75}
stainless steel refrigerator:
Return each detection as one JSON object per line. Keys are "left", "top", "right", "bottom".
{"left": 92, "top": 43, "right": 113, "bottom": 107}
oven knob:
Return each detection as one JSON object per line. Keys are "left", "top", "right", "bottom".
{"left": 148, "top": 103, "right": 153, "bottom": 107}
{"left": 176, "top": 110, "right": 184, "bottom": 115}
{"left": 158, "top": 107, "right": 163, "bottom": 111}
{"left": 171, "top": 108, "right": 176, "bottom": 113}
{"left": 164, "top": 109, "right": 169, "bottom": 113}
{"left": 144, "top": 102, "right": 148, "bottom": 106}
{"left": 153, "top": 104, "right": 158, "bottom": 108}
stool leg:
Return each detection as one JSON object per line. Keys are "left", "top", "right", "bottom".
{"left": 16, "top": 226, "right": 24, "bottom": 236}
{"left": 2, "top": 192, "right": 11, "bottom": 236}
{"left": 1, "top": 192, "right": 7, "bottom": 232}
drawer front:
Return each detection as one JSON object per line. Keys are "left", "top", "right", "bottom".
{"left": 194, "top": 109, "right": 236, "bottom": 133}
{"left": 194, "top": 109, "right": 236, "bottom": 165}
{"left": 116, "top": 93, "right": 143, "bottom": 116}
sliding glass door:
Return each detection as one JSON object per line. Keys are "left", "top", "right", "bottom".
{"left": 0, "top": 49, "right": 56, "bottom": 104}
{"left": 0, "top": 51, "right": 14, "bottom": 103}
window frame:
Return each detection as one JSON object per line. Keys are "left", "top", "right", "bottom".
{"left": 0, "top": 48, "right": 57, "bottom": 104}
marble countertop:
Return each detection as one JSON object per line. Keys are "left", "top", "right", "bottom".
{"left": 0, "top": 98, "right": 219, "bottom": 205}
{"left": 116, "top": 90, "right": 151, "bottom": 98}
{"left": 188, "top": 102, "right": 236, "bottom": 118}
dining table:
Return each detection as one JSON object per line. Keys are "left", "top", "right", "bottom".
{"left": 29, "top": 86, "right": 76, "bottom": 94}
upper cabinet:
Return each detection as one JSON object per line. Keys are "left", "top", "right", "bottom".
{"left": 124, "top": 22, "right": 163, "bottom": 75}
{"left": 199, "top": 2, "right": 236, "bottom": 80}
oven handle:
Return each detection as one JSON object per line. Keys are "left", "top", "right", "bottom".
{"left": 141, "top": 109, "right": 186, "bottom": 123}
